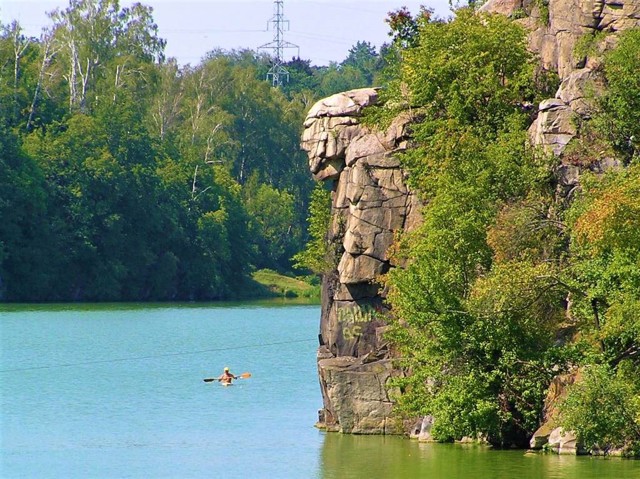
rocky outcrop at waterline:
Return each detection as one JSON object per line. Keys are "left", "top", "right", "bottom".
{"left": 301, "top": 0, "right": 640, "bottom": 444}
{"left": 301, "top": 88, "right": 421, "bottom": 434}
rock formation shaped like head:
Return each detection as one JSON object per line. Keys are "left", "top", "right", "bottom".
{"left": 301, "top": 88, "right": 380, "bottom": 181}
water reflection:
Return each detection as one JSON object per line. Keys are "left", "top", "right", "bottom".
{"left": 319, "top": 433, "right": 637, "bottom": 479}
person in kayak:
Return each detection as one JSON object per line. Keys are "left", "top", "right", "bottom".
{"left": 218, "top": 367, "right": 237, "bottom": 385}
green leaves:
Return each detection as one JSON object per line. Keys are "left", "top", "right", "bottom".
{"left": 380, "top": 7, "right": 570, "bottom": 446}
{"left": 49, "top": 0, "right": 165, "bottom": 112}
{"left": 571, "top": 165, "right": 640, "bottom": 256}
{"left": 401, "top": 9, "right": 533, "bottom": 132}
{"left": 244, "top": 180, "right": 297, "bottom": 270}
{"left": 566, "top": 165, "right": 640, "bottom": 370}
{"left": 559, "top": 363, "right": 640, "bottom": 454}
{"left": 293, "top": 183, "right": 333, "bottom": 274}
{"left": 595, "top": 29, "right": 640, "bottom": 160}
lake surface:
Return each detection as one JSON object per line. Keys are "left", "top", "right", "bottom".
{"left": 1, "top": 302, "right": 637, "bottom": 478}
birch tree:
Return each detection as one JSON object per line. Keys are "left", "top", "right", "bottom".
{"left": 49, "top": 0, "right": 164, "bottom": 112}
{"left": 26, "top": 28, "right": 58, "bottom": 131}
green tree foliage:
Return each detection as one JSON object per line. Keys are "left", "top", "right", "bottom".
{"left": 380, "top": 8, "right": 569, "bottom": 446}
{"left": 0, "top": 21, "right": 65, "bottom": 132}
{"left": 566, "top": 165, "right": 640, "bottom": 366}
{"left": 594, "top": 28, "right": 640, "bottom": 160}
{"left": 282, "top": 56, "right": 318, "bottom": 96}
{"left": 0, "top": 123, "right": 54, "bottom": 299}
{"left": 384, "top": 6, "right": 434, "bottom": 49}
{"left": 341, "top": 41, "right": 380, "bottom": 85}
{"left": 244, "top": 176, "right": 299, "bottom": 271}
{"left": 293, "top": 183, "right": 333, "bottom": 274}
{"left": 282, "top": 42, "right": 384, "bottom": 99}
{"left": 487, "top": 194, "right": 565, "bottom": 264}
{"left": 559, "top": 363, "right": 640, "bottom": 455}
{"left": 317, "top": 63, "right": 370, "bottom": 97}
{"left": 48, "top": 0, "right": 165, "bottom": 112}
{"left": 401, "top": 9, "right": 534, "bottom": 132}
{"left": 2, "top": 0, "right": 361, "bottom": 301}
{"left": 555, "top": 114, "right": 640, "bottom": 456}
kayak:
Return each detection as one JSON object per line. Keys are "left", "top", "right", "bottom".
{"left": 203, "top": 372, "right": 250, "bottom": 383}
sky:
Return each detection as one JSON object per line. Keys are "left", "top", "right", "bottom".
{"left": 1, "top": 0, "right": 454, "bottom": 66}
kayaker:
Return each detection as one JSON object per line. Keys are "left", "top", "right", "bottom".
{"left": 218, "top": 367, "right": 237, "bottom": 385}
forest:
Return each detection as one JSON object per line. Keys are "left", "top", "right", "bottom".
{"left": 368, "top": 6, "right": 639, "bottom": 454}
{"left": 0, "top": 0, "right": 382, "bottom": 301}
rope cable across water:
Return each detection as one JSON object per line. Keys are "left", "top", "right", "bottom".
{"left": 0, "top": 338, "right": 317, "bottom": 373}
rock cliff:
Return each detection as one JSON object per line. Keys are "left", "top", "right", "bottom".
{"left": 482, "top": 0, "right": 637, "bottom": 188}
{"left": 301, "top": 88, "right": 421, "bottom": 433}
{"left": 480, "top": 0, "right": 638, "bottom": 452}
{"left": 301, "top": 0, "right": 639, "bottom": 438}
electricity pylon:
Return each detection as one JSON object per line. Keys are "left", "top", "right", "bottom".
{"left": 258, "top": 0, "right": 299, "bottom": 87}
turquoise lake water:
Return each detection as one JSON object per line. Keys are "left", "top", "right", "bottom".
{"left": 1, "top": 302, "right": 637, "bottom": 478}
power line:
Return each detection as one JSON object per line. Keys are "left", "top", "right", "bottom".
{"left": 303, "top": 1, "right": 398, "bottom": 16}
{"left": 289, "top": 31, "right": 357, "bottom": 46}
{"left": 0, "top": 338, "right": 316, "bottom": 374}
{"left": 162, "top": 28, "right": 266, "bottom": 34}
{"left": 257, "top": 0, "right": 299, "bottom": 87}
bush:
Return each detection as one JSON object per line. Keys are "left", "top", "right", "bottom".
{"left": 558, "top": 362, "right": 640, "bottom": 455}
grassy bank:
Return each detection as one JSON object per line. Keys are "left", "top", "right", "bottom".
{"left": 250, "top": 269, "right": 320, "bottom": 300}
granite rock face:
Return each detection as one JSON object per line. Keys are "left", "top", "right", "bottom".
{"left": 529, "top": 371, "right": 582, "bottom": 450}
{"left": 482, "top": 0, "right": 640, "bottom": 78}
{"left": 482, "top": 0, "right": 640, "bottom": 157}
{"left": 301, "top": 88, "right": 421, "bottom": 434}
{"left": 316, "top": 354, "right": 403, "bottom": 434}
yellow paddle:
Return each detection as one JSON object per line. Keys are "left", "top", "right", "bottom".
{"left": 203, "top": 372, "right": 251, "bottom": 383}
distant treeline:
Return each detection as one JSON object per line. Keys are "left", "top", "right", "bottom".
{"left": 0, "top": 0, "right": 385, "bottom": 301}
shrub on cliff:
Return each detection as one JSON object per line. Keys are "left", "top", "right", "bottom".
{"left": 595, "top": 28, "right": 640, "bottom": 162}
{"left": 558, "top": 362, "right": 640, "bottom": 456}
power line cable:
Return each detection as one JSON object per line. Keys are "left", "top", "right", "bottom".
{"left": 162, "top": 28, "right": 266, "bottom": 34}
{"left": 302, "top": 2, "right": 397, "bottom": 16}
{"left": 0, "top": 337, "right": 316, "bottom": 374}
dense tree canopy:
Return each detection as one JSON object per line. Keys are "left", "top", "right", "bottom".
{"left": 0, "top": 0, "right": 384, "bottom": 301}
{"left": 366, "top": 6, "right": 640, "bottom": 451}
